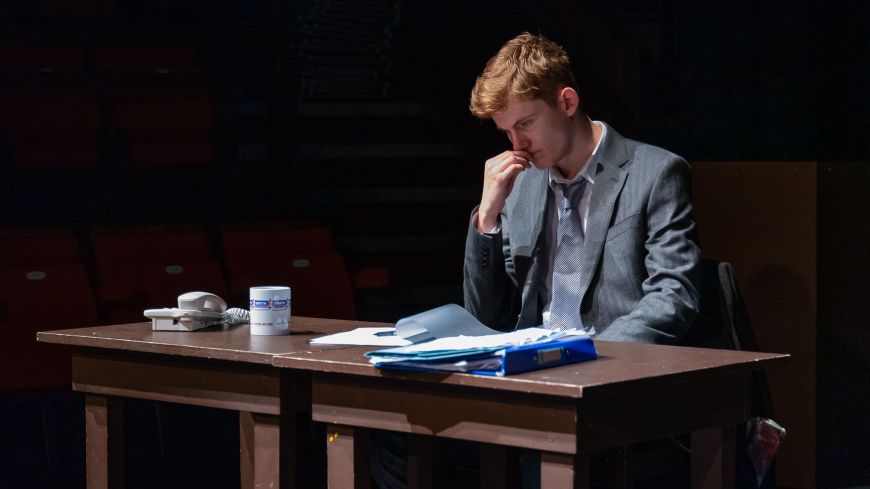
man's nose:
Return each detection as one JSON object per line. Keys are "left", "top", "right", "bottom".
{"left": 511, "top": 132, "right": 529, "bottom": 151}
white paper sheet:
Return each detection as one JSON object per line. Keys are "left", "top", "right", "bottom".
{"left": 309, "top": 327, "right": 412, "bottom": 347}
{"left": 382, "top": 327, "right": 587, "bottom": 354}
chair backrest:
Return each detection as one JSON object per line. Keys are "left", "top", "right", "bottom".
{"left": 685, "top": 259, "right": 775, "bottom": 418}
{"left": 0, "top": 263, "right": 98, "bottom": 391}
{"left": 91, "top": 226, "right": 229, "bottom": 323}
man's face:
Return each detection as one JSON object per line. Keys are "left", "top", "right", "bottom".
{"left": 491, "top": 96, "right": 575, "bottom": 170}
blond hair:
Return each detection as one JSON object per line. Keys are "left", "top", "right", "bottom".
{"left": 469, "top": 33, "right": 578, "bottom": 119}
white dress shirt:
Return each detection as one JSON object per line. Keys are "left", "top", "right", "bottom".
{"left": 541, "top": 121, "right": 606, "bottom": 325}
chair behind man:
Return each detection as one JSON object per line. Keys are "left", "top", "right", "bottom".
{"left": 685, "top": 260, "right": 775, "bottom": 418}
{"left": 680, "top": 259, "right": 777, "bottom": 489}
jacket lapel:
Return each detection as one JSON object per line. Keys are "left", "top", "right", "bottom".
{"left": 578, "top": 124, "right": 630, "bottom": 300}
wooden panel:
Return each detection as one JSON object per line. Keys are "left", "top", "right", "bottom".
{"left": 312, "top": 375, "right": 578, "bottom": 454}
{"left": 692, "top": 161, "right": 816, "bottom": 487}
{"left": 72, "top": 349, "right": 290, "bottom": 415}
{"left": 578, "top": 373, "right": 749, "bottom": 452}
{"left": 816, "top": 162, "right": 870, "bottom": 487}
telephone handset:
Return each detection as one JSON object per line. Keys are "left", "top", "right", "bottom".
{"left": 144, "top": 291, "right": 248, "bottom": 331}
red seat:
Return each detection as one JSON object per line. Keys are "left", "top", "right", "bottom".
{"left": 92, "top": 225, "right": 213, "bottom": 269}
{"left": 0, "top": 263, "right": 97, "bottom": 391}
{"left": 351, "top": 265, "right": 391, "bottom": 289}
{"left": 0, "top": 43, "right": 83, "bottom": 73}
{"left": 94, "top": 44, "right": 200, "bottom": 74}
{"left": 0, "top": 228, "right": 80, "bottom": 267}
{"left": 98, "top": 259, "right": 229, "bottom": 324}
{"left": 221, "top": 224, "right": 356, "bottom": 319}
{"left": 37, "top": 0, "right": 114, "bottom": 19}
{"left": 222, "top": 222, "right": 356, "bottom": 319}
{"left": 0, "top": 89, "right": 100, "bottom": 168}
{"left": 221, "top": 223, "right": 334, "bottom": 272}
{"left": 92, "top": 227, "right": 229, "bottom": 323}
{"left": 230, "top": 252, "right": 356, "bottom": 320}
{"left": 106, "top": 91, "right": 214, "bottom": 167}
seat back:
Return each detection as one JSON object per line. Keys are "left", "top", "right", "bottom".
{"left": 0, "top": 263, "right": 97, "bottom": 391}
{"left": 0, "top": 229, "right": 96, "bottom": 391}
{"left": 0, "top": 88, "right": 100, "bottom": 168}
{"left": 229, "top": 252, "right": 356, "bottom": 320}
{"left": 686, "top": 259, "right": 774, "bottom": 418}
{"left": 91, "top": 226, "right": 229, "bottom": 323}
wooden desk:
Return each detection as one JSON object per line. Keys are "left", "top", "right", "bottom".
{"left": 272, "top": 341, "right": 788, "bottom": 489}
{"left": 37, "top": 317, "right": 373, "bottom": 489}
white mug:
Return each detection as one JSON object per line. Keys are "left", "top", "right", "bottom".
{"left": 249, "top": 286, "right": 291, "bottom": 336}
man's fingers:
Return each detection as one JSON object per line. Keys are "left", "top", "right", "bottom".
{"left": 493, "top": 154, "right": 529, "bottom": 172}
{"left": 505, "top": 162, "right": 527, "bottom": 177}
{"left": 494, "top": 162, "right": 527, "bottom": 184}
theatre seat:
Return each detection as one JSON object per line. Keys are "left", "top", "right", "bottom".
{"left": 107, "top": 91, "right": 214, "bottom": 167}
{"left": 92, "top": 226, "right": 213, "bottom": 269}
{"left": 94, "top": 44, "right": 200, "bottom": 74}
{"left": 98, "top": 259, "right": 230, "bottom": 324}
{"left": 37, "top": 0, "right": 115, "bottom": 19}
{"left": 221, "top": 224, "right": 356, "bottom": 319}
{"left": 221, "top": 223, "right": 335, "bottom": 260}
{"left": 0, "top": 43, "right": 83, "bottom": 73}
{"left": 0, "top": 228, "right": 81, "bottom": 267}
{"left": 92, "top": 227, "right": 229, "bottom": 323}
{"left": 229, "top": 252, "right": 356, "bottom": 320}
{"left": 0, "top": 262, "right": 92, "bottom": 488}
{"left": 0, "top": 263, "right": 97, "bottom": 391}
{"left": 0, "top": 89, "right": 100, "bottom": 168}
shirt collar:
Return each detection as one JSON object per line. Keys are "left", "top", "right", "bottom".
{"left": 548, "top": 120, "right": 607, "bottom": 188}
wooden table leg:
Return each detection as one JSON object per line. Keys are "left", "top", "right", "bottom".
{"left": 85, "top": 394, "right": 124, "bottom": 489}
{"left": 407, "top": 435, "right": 448, "bottom": 489}
{"left": 481, "top": 443, "right": 526, "bottom": 489}
{"left": 541, "top": 451, "right": 587, "bottom": 489}
{"left": 326, "top": 425, "right": 370, "bottom": 489}
{"left": 240, "top": 411, "right": 295, "bottom": 489}
{"left": 480, "top": 443, "right": 508, "bottom": 489}
{"left": 691, "top": 426, "right": 736, "bottom": 489}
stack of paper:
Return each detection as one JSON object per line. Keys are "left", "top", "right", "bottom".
{"left": 366, "top": 327, "right": 598, "bottom": 376}
{"left": 308, "top": 304, "right": 599, "bottom": 376}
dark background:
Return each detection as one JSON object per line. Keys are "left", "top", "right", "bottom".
{"left": 1, "top": 1, "right": 868, "bottom": 488}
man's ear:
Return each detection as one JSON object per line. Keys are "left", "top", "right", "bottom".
{"left": 559, "top": 87, "right": 580, "bottom": 117}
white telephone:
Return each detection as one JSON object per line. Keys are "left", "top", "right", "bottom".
{"left": 144, "top": 292, "right": 249, "bottom": 331}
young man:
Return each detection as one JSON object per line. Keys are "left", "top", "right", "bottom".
{"left": 464, "top": 32, "right": 701, "bottom": 343}
{"left": 371, "top": 33, "right": 702, "bottom": 489}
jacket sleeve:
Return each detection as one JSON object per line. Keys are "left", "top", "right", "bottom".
{"left": 462, "top": 206, "right": 520, "bottom": 330}
{"left": 595, "top": 157, "right": 702, "bottom": 344}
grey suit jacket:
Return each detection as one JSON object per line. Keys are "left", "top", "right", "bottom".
{"left": 463, "top": 123, "right": 701, "bottom": 344}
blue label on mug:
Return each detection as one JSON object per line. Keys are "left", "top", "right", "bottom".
{"left": 252, "top": 299, "right": 271, "bottom": 309}
{"left": 273, "top": 299, "right": 289, "bottom": 309}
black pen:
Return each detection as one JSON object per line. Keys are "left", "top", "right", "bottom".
{"left": 374, "top": 330, "right": 396, "bottom": 337}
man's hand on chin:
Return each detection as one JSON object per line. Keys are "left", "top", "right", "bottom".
{"left": 477, "top": 150, "right": 532, "bottom": 232}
